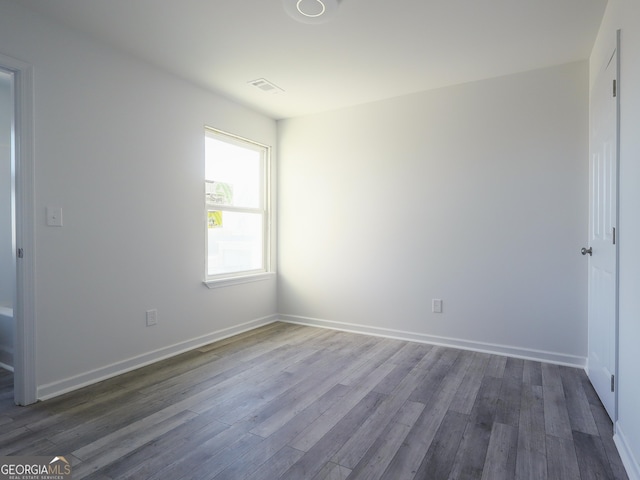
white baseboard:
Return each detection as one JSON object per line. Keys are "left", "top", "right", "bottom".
{"left": 36, "top": 312, "right": 588, "bottom": 401}
{"left": 615, "top": 422, "right": 640, "bottom": 480}
{"left": 277, "top": 314, "right": 586, "bottom": 368}
{"left": 0, "top": 361, "right": 14, "bottom": 372}
{"left": 37, "top": 314, "right": 279, "bottom": 401}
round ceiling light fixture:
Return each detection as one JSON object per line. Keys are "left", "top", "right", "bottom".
{"left": 283, "top": 0, "right": 340, "bottom": 24}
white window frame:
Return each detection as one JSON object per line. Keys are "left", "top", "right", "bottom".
{"left": 203, "top": 127, "right": 273, "bottom": 288}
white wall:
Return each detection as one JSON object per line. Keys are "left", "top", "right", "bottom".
{"left": 278, "top": 61, "right": 589, "bottom": 366}
{"left": 0, "top": 71, "right": 14, "bottom": 368}
{"left": 0, "top": 0, "right": 278, "bottom": 397}
{"left": 591, "top": 0, "right": 640, "bottom": 477}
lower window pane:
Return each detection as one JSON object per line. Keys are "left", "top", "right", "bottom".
{"left": 207, "top": 211, "right": 263, "bottom": 276}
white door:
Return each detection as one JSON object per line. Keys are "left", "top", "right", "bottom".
{"left": 586, "top": 39, "right": 619, "bottom": 420}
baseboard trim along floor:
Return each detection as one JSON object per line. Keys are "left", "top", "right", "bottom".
{"left": 278, "top": 314, "right": 586, "bottom": 369}
{"left": 37, "top": 314, "right": 279, "bottom": 401}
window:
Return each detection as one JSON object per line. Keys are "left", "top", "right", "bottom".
{"left": 204, "top": 128, "right": 271, "bottom": 286}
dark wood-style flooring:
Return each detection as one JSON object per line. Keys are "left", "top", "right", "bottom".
{"left": 0, "top": 322, "right": 629, "bottom": 479}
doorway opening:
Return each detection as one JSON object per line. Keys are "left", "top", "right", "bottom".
{"left": 0, "top": 68, "right": 16, "bottom": 398}
{"left": 0, "top": 53, "right": 36, "bottom": 406}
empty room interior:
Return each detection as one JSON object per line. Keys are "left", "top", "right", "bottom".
{"left": 1, "top": 0, "right": 640, "bottom": 478}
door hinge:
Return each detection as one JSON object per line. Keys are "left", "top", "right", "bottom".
{"left": 613, "top": 79, "right": 617, "bottom": 98}
{"left": 613, "top": 227, "right": 616, "bottom": 245}
{"left": 611, "top": 374, "right": 615, "bottom": 392}
{"left": 17, "top": 248, "right": 24, "bottom": 259}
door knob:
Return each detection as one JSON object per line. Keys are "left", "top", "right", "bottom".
{"left": 581, "top": 247, "right": 593, "bottom": 256}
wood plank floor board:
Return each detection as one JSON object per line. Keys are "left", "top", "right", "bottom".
{"left": 541, "top": 363, "right": 565, "bottom": 390}
{"left": 373, "top": 362, "right": 417, "bottom": 396}
{"left": 448, "top": 352, "right": 490, "bottom": 415}
{"left": 48, "top": 380, "right": 223, "bottom": 452}
{"left": 413, "top": 409, "right": 469, "bottom": 480}
{"left": 215, "top": 383, "right": 354, "bottom": 480}
{"left": 50, "top": 332, "right": 318, "bottom": 450}
{"left": 542, "top": 364, "right": 573, "bottom": 440}
{"left": 469, "top": 375, "right": 503, "bottom": 429}
{"left": 449, "top": 374, "right": 504, "bottom": 480}
{"left": 579, "top": 368, "right": 606, "bottom": 407}
{"left": 590, "top": 404, "right": 630, "bottom": 480}
{"left": 144, "top": 421, "right": 259, "bottom": 480}
{"left": 242, "top": 446, "right": 304, "bottom": 480}
{"left": 0, "top": 427, "right": 55, "bottom": 456}
{"left": 504, "top": 356, "right": 525, "bottom": 380}
{"left": 176, "top": 432, "right": 264, "bottom": 480}
{"left": 207, "top": 370, "right": 299, "bottom": 424}
{"left": 25, "top": 382, "right": 162, "bottom": 434}
{"left": 9, "top": 438, "right": 58, "bottom": 456}
{"left": 331, "top": 348, "right": 463, "bottom": 469}
{"left": 494, "top": 376, "right": 522, "bottom": 428}
{"left": 543, "top": 383, "right": 573, "bottom": 440}
{"left": 378, "top": 346, "right": 474, "bottom": 480}
{"left": 195, "top": 322, "right": 300, "bottom": 356}
{"left": 485, "top": 354, "right": 508, "bottom": 378}
{"left": 523, "top": 360, "right": 544, "bottom": 386}
{"left": 196, "top": 322, "right": 286, "bottom": 352}
{"left": 70, "top": 409, "right": 200, "bottom": 479}
{"left": 573, "top": 430, "right": 616, "bottom": 480}
{"left": 346, "top": 400, "right": 424, "bottom": 480}
{"left": 559, "top": 365, "right": 600, "bottom": 436}
{"left": 248, "top": 349, "right": 391, "bottom": 439}
{"left": 247, "top": 337, "right": 399, "bottom": 439}
{"left": 480, "top": 422, "right": 518, "bottom": 480}
{"left": 313, "top": 461, "right": 351, "bottom": 480}
{"left": 288, "top": 362, "right": 397, "bottom": 452}
{"left": 80, "top": 472, "right": 114, "bottom": 480}
{"left": 243, "top": 446, "right": 305, "bottom": 480}
{"left": 0, "top": 323, "right": 628, "bottom": 479}
{"left": 516, "top": 384, "right": 547, "bottom": 480}
{"left": 406, "top": 347, "right": 461, "bottom": 405}
{"left": 279, "top": 390, "right": 387, "bottom": 480}
{"left": 138, "top": 341, "right": 312, "bottom": 401}
{"left": 386, "top": 341, "right": 434, "bottom": 367}
{"left": 546, "top": 434, "right": 581, "bottom": 480}
{"left": 338, "top": 340, "right": 407, "bottom": 387}
{"left": 101, "top": 411, "right": 230, "bottom": 480}
{"left": 182, "top": 347, "right": 329, "bottom": 418}
{"left": 204, "top": 345, "right": 348, "bottom": 423}
{"left": 448, "top": 419, "right": 492, "bottom": 480}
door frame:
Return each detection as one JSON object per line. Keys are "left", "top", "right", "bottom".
{"left": 613, "top": 28, "right": 621, "bottom": 422}
{"left": 0, "top": 52, "right": 36, "bottom": 406}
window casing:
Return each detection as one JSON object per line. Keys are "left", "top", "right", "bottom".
{"left": 204, "top": 128, "right": 271, "bottom": 287}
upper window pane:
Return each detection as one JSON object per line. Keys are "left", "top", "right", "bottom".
{"left": 205, "top": 136, "right": 262, "bottom": 209}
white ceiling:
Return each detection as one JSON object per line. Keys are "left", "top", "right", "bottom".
{"left": 18, "top": 0, "right": 607, "bottom": 119}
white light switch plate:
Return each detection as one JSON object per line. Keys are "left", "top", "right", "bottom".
{"left": 432, "top": 299, "right": 443, "bottom": 313}
{"left": 146, "top": 309, "right": 158, "bottom": 327}
{"left": 46, "top": 206, "right": 63, "bottom": 227}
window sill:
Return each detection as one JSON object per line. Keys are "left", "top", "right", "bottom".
{"left": 203, "top": 272, "right": 275, "bottom": 289}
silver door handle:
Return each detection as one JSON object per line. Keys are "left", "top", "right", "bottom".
{"left": 581, "top": 247, "right": 593, "bottom": 256}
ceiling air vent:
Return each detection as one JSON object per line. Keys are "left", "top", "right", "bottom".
{"left": 248, "top": 78, "right": 284, "bottom": 94}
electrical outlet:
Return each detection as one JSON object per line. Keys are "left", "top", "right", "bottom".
{"left": 146, "top": 309, "right": 158, "bottom": 327}
{"left": 432, "top": 299, "right": 443, "bottom": 313}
